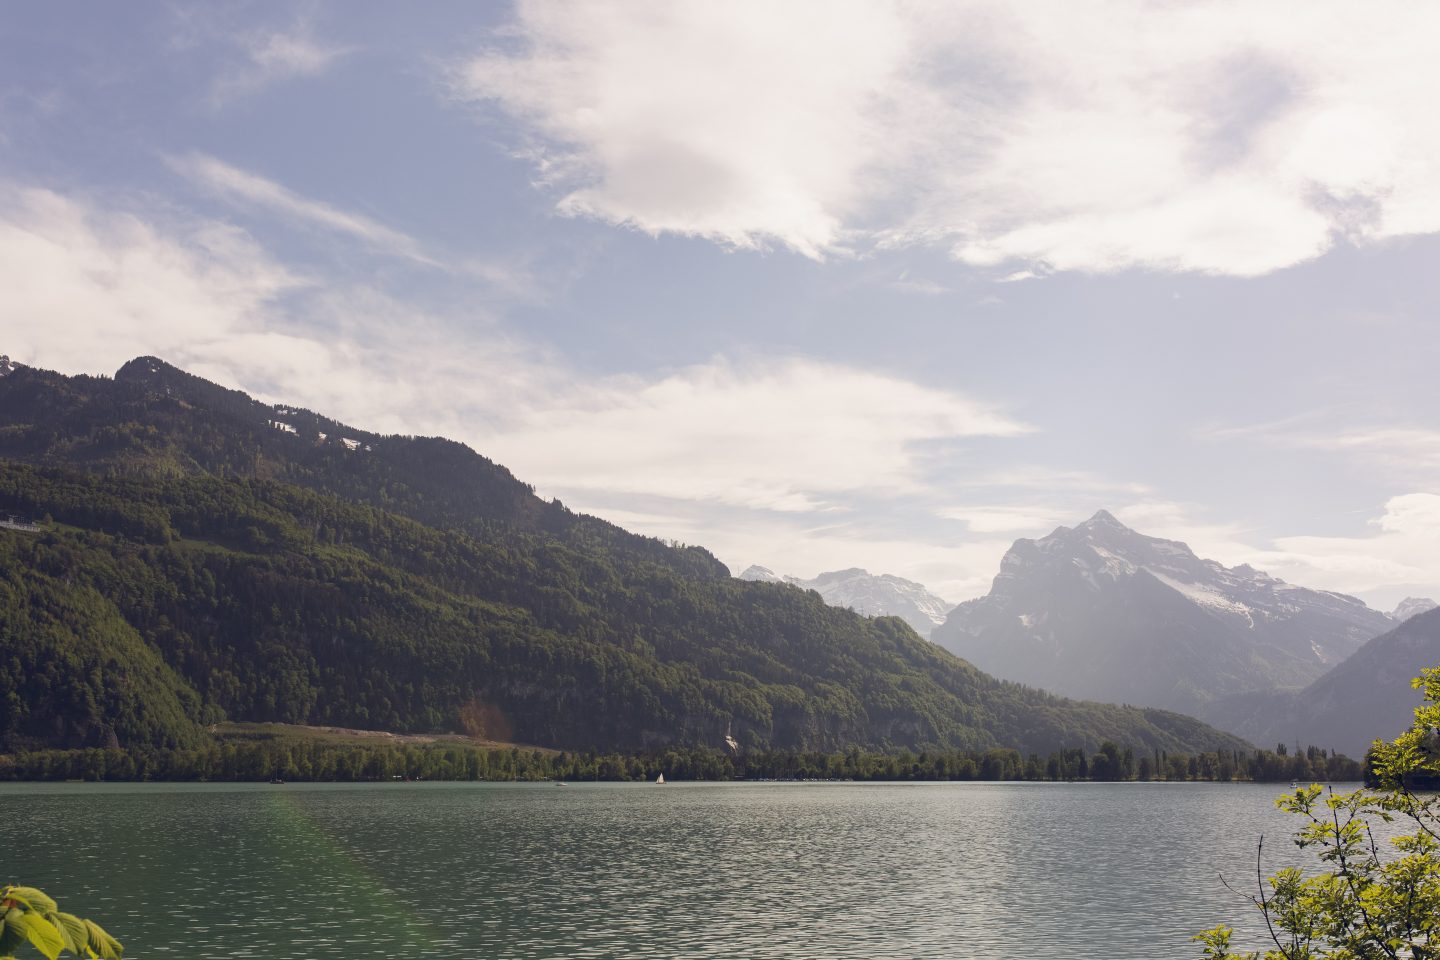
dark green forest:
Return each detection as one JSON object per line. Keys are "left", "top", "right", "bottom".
{"left": 0, "top": 357, "right": 1256, "bottom": 761}
{"left": 0, "top": 736, "right": 1362, "bottom": 784}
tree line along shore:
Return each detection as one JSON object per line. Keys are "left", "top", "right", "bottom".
{"left": 0, "top": 737, "right": 1364, "bottom": 784}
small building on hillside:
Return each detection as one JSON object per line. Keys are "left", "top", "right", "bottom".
{"left": 0, "top": 513, "right": 43, "bottom": 533}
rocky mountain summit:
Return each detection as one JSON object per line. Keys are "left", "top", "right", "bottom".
{"left": 931, "top": 510, "right": 1396, "bottom": 716}
{"left": 1392, "top": 597, "right": 1438, "bottom": 622}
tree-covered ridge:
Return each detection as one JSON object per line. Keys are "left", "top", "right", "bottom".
{"left": 0, "top": 358, "right": 724, "bottom": 582}
{"left": 0, "top": 357, "right": 1253, "bottom": 759}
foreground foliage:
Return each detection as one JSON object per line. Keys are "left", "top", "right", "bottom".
{"left": 0, "top": 885, "right": 121, "bottom": 959}
{"left": 1197, "top": 668, "right": 1440, "bottom": 958}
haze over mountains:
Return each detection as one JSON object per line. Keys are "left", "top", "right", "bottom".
{"left": 1392, "top": 597, "right": 1438, "bottom": 622}
{"left": 1212, "top": 606, "right": 1440, "bottom": 758}
{"left": 932, "top": 511, "right": 1404, "bottom": 719}
{"left": 0, "top": 356, "right": 1249, "bottom": 758}
{"left": 737, "top": 565, "right": 953, "bottom": 638}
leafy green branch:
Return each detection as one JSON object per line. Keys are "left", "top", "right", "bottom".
{"left": 0, "top": 886, "right": 121, "bottom": 960}
{"left": 1198, "top": 667, "right": 1440, "bottom": 959}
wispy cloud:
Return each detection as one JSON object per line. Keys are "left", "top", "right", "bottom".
{"left": 1245, "top": 494, "right": 1440, "bottom": 599}
{"left": 208, "top": 17, "right": 355, "bottom": 105}
{"left": 0, "top": 181, "right": 548, "bottom": 436}
{"left": 1202, "top": 414, "right": 1440, "bottom": 479}
{"left": 0, "top": 183, "right": 301, "bottom": 376}
{"left": 1304, "top": 428, "right": 1440, "bottom": 471}
{"left": 889, "top": 270, "right": 950, "bottom": 295}
{"left": 168, "top": 153, "right": 440, "bottom": 267}
{"left": 938, "top": 505, "right": 1072, "bottom": 534}
{"left": 955, "top": 467, "right": 1152, "bottom": 496}
{"left": 457, "top": 0, "right": 1440, "bottom": 276}
{"left": 479, "top": 358, "right": 1032, "bottom": 513}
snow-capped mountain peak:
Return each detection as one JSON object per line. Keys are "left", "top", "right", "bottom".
{"left": 1392, "top": 597, "right": 1438, "bottom": 622}
{"left": 737, "top": 564, "right": 785, "bottom": 584}
{"left": 737, "top": 565, "right": 953, "bottom": 638}
{"left": 933, "top": 510, "right": 1396, "bottom": 718}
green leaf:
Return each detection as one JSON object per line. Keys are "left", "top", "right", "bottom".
{"left": 51, "top": 913, "right": 87, "bottom": 955}
{"left": 0, "top": 908, "right": 25, "bottom": 957}
{"left": 82, "top": 919, "right": 122, "bottom": 960}
{"left": 3, "top": 888, "right": 58, "bottom": 914}
{"left": 13, "top": 912, "right": 64, "bottom": 960}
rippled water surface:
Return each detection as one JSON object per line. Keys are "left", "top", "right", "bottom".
{"left": 3, "top": 780, "right": 1337, "bottom": 958}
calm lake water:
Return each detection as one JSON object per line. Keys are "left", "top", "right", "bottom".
{"left": 3, "top": 780, "right": 1344, "bottom": 959}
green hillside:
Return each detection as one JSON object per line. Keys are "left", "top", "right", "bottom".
{"left": 0, "top": 358, "right": 1249, "bottom": 757}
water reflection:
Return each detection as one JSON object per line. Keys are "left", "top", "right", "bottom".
{"left": 3, "top": 780, "right": 1338, "bottom": 959}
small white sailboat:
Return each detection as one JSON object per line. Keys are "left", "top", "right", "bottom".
{"left": 655, "top": 773, "right": 666, "bottom": 785}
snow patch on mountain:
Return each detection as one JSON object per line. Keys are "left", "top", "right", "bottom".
{"left": 738, "top": 565, "right": 953, "bottom": 638}
{"left": 737, "top": 565, "right": 786, "bottom": 584}
{"left": 932, "top": 509, "right": 1398, "bottom": 718}
{"left": 1392, "top": 597, "right": 1438, "bottom": 622}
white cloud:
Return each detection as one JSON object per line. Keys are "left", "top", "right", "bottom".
{"left": 0, "top": 182, "right": 548, "bottom": 434}
{"left": 578, "top": 498, "right": 1009, "bottom": 603}
{"left": 956, "top": 467, "right": 1151, "bottom": 496}
{"left": 1259, "top": 494, "right": 1440, "bottom": 598}
{"left": 889, "top": 270, "right": 949, "bottom": 295}
{"left": 478, "top": 358, "right": 1030, "bottom": 513}
{"left": 1102, "top": 497, "right": 1440, "bottom": 604}
{"left": 1113, "top": 500, "right": 1256, "bottom": 560}
{"left": 0, "top": 184, "right": 299, "bottom": 376}
{"left": 1306, "top": 428, "right": 1440, "bottom": 473}
{"left": 456, "top": 0, "right": 908, "bottom": 258}
{"left": 938, "top": 505, "right": 1070, "bottom": 534}
{"left": 459, "top": 0, "right": 1440, "bottom": 276}
{"left": 210, "top": 20, "right": 354, "bottom": 104}
{"left": 169, "top": 153, "right": 438, "bottom": 266}
{"left": 1203, "top": 417, "right": 1440, "bottom": 483}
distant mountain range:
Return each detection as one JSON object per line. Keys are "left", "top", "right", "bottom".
{"left": 931, "top": 511, "right": 1404, "bottom": 720}
{"left": 0, "top": 356, "right": 1249, "bottom": 757}
{"left": 737, "top": 566, "right": 953, "bottom": 637}
{"left": 1209, "top": 605, "right": 1440, "bottom": 757}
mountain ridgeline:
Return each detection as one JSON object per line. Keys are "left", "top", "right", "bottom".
{"left": 1209, "top": 605, "right": 1440, "bottom": 758}
{"left": 738, "top": 565, "right": 953, "bottom": 638}
{"left": 932, "top": 511, "right": 1398, "bottom": 720}
{"left": 0, "top": 357, "right": 1248, "bottom": 758}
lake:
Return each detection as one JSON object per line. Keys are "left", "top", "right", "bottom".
{"left": 3, "top": 780, "right": 1339, "bottom": 959}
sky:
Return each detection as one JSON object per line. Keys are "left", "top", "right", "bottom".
{"left": 2, "top": 1, "right": 1439, "bottom": 609}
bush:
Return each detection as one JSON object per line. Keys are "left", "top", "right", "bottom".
{"left": 1197, "top": 667, "right": 1440, "bottom": 958}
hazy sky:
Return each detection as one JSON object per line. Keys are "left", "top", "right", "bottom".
{"left": 3, "top": 2, "right": 1439, "bottom": 608}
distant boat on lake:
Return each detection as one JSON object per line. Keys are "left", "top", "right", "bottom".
{"left": 655, "top": 773, "right": 666, "bottom": 785}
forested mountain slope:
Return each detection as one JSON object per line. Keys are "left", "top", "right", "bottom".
{"left": 0, "top": 358, "right": 1247, "bottom": 757}
{"left": 1202, "top": 606, "right": 1440, "bottom": 757}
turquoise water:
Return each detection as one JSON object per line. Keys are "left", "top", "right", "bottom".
{"left": 2, "top": 780, "right": 1328, "bottom": 958}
